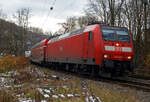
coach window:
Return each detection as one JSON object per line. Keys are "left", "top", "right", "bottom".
{"left": 89, "top": 31, "right": 92, "bottom": 40}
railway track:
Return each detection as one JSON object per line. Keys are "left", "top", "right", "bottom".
{"left": 36, "top": 64, "right": 150, "bottom": 92}
{"left": 67, "top": 72, "right": 150, "bottom": 92}
{"left": 128, "top": 74, "right": 150, "bottom": 80}
{"left": 70, "top": 73, "right": 150, "bottom": 92}
{"left": 76, "top": 69, "right": 150, "bottom": 92}
{"left": 75, "top": 71, "right": 150, "bottom": 92}
{"left": 99, "top": 76, "right": 150, "bottom": 92}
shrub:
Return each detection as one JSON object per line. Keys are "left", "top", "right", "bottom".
{"left": 0, "top": 55, "right": 29, "bottom": 72}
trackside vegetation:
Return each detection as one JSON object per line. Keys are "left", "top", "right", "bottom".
{"left": 0, "top": 55, "right": 146, "bottom": 102}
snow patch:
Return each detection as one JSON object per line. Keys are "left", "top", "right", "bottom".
{"left": 52, "top": 95, "right": 59, "bottom": 99}
{"left": 96, "top": 97, "right": 102, "bottom": 102}
{"left": 62, "top": 85, "right": 68, "bottom": 89}
{"left": 51, "top": 75, "right": 59, "bottom": 79}
{"left": 44, "top": 89, "right": 50, "bottom": 93}
{"left": 74, "top": 94, "right": 80, "bottom": 97}
{"left": 52, "top": 75, "right": 57, "bottom": 78}
{"left": 58, "top": 94, "right": 65, "bottom": 98}
{"left": 37, "top": 88, "right": 44, "bottom": 95}
{"left": 41, "top": 100, "right": 47, "bottom": 102}
{"left": 4, "top": 85, "right": 11, "bottom": 88}
{"left": 44, "top": 94, "right": 49, "bottom": 98}
{"left": 85, "top": 96, "right": 102, "bottom": 102}
{"left": 0, "top": 77, "right": 5, "bottom": 82}
{"left": 85, "top": 97, "right": 89, "bottom": 102}
{"left": 67, "top": 94, "right": 74, "bottom": 97}
{"left": 18, "top": 98, "right": 33, "bottom": 102}
{"left": 89, "top": 96, "right": 95, "bottom": 102}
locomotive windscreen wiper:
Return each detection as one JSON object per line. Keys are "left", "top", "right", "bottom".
{"left": 101, "top": 26, "right": 130, "bottom": 42}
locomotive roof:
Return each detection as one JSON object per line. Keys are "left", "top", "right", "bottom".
{"left": 48, "top": 24, "right": 99, "bottom": 43}
{"left": 31, "top": 39, "right": 46, "bottom": 49}
{"left": 47, "top": 24, "right": 128, "bottom": 44}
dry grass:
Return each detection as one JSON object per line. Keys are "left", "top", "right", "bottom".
{"left": 13, "top": 67, "right": 39, "bottom": 84}
{"left": 32, "top": 67, "right": 143, "bottom": 102}
{"left": 88, "top": 80, "right": 141, "bottom": 102}
{"left": 0, "top": 90, "right": 17, "bottom": 102}
{"left": 135, "top": 53, "right": 150, "bottom": 78}
{"left": 24, "top": 87, "right": 44, "bottom": 101}
{"left": 144, "top": 53, "right": 150, "bottom": 70}
{"left": 49, "top": 97, "right": 85, "bottom": 102}
{"left": 0, "top": 55, "right": 29, "bottom": 73}
{"left": 0, "top": 56, "right": 145, "bottom": 102}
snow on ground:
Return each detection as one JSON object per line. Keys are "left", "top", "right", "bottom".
{"left": 0, "top": 65, "right": 150, "bottom": 102}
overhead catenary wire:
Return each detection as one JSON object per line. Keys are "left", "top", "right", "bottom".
{"left": 41, "top": 0, "right": 57, "bottom": 29}
{"left": 40, "top": 0, "right": 50, "bottom": 26}
{"left": 41, "top": 0, "right": 78, "bottom": 33}
{"left": 48, "top": 0, "right": 77, "bottom": 33}
{"left": 52, "top": 0, "right": 77, "bottom": 19}
{"left": 52, "top": 0, "right": 56, "bottom": 6}
{"left": 50, "top": 0, "right": 57, "bottom": 10}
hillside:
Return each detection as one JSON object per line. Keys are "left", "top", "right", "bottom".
{"left": 0, "top": 19, "right": 48, "bottom": 55}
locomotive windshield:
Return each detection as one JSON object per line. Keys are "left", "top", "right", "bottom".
{"left": 101, "top": 26, "right": 130, "bottom": 42}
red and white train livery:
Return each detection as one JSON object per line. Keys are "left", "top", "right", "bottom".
{"left": 30, "top": 24, "right": 134, "bottom": 75}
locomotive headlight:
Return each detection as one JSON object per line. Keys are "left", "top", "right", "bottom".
{"left": 104, "top": 46, "right": 115, "bottom": 51}
{"left": 104, "top": 54, "right": 110, "bottom": 58}
{"left": 116, "top": 43, "right": 119, "bottom": 46}
{"left": 122, "top": 47, "right": 132, "bottom": 52}
{"left": 127, "top": 56, "right": 132, "bottom": 60}
{"left": 104, "top": 55, "right": 107, "bottom": 58}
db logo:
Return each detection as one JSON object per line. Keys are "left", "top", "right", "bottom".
{"left": 59, "top": 47, "right": 63, "bottom": 51}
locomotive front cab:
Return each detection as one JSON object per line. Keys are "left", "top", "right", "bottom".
{"left": 100, "top": 25, "right": 134, "bottom": 73}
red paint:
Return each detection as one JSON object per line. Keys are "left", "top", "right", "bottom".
{"left": 31, "top": 24, "right": 134, "bottom": 66}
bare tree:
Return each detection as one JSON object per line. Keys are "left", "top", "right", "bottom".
{"left": 85, "top": 0, "right": 109, "bottom": 24}
{"left": 28, "top": 27, "right": 43, "bottom": 34}
{"left": 0, "top": 7, "right": 7, "bottom": 20}
{"left": 58, "top": 15, "right": 99, "bottom": 34}
{"left": 45, "top": 31, "right": 53, "bottom": 37}
{"left": 86, "top": 0, "right": 125, "bottom": 26}
{"left": 141, "top": 0, "right": 150, "bottom": 44}
{"left": 59, "top": 17, "right": 77, "bottom": 33}
{"left": 13, "top": 8, "right": 31, "bottom": 55}
{"left": 77, "top": 14, "right": 99, "bottom": 28}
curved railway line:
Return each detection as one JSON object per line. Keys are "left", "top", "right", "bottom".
{"left": 100, "top": 76, "right": 150, "bottom": 92}
{"left": 36, "top": 64, "right": 150, "bottom": 92}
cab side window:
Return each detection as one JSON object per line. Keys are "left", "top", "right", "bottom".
{"left": 89, "top": 31, "right": 92, "bottom": 41}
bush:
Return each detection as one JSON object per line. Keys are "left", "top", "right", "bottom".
{"left": 0, "top": 55, "right": 29, "bottom": 72}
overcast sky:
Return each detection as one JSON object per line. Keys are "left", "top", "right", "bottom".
{"left": 0, "top": 0, "right": 87, "bottom": 33}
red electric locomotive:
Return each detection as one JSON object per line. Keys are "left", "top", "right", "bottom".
{"left": 30, "top": 23, "right": 134, "bottom": 76}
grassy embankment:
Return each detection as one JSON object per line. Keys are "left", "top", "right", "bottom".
{"left": 0, "top": 55, "right": 145, "bottom": 102}
{"left": 135, "top": 53, "right": 150, "bottom": 78}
